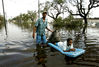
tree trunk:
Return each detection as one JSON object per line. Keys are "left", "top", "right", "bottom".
{"left": 82, "top": 17, "right": 87, "bottom": 34}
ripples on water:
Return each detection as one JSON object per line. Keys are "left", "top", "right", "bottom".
{"left": 0, "top": 23, "right": 99, "bottom": 67}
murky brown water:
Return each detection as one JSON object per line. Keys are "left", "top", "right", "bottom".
{"left": 0, "top": 22, "right": 99, "bottom": 67}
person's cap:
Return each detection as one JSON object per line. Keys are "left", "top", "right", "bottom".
{"left": 42, "top": 11, "right": 47, "bottom": 14}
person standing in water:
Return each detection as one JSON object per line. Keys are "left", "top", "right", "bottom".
{"left": 33, "top": 11, "right": 53, "bottom": 47}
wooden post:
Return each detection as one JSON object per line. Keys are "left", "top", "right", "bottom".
{"left": 38, "top": 0, "right": 40, "bottom": 18}
{"left": 2, "top": 0, "right": 7, "bottom": 35}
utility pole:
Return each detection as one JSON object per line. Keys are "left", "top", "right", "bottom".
{"left": 38, "top": 0, "right": 40, "bottom": 18}
{"left": 2, "top": 0, "right": 7, "bottom": 35}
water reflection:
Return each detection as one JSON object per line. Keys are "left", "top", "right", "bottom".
{"left": 11, "top": 21, "right": 34, "bottom": 32}
{"left": 53, "top": 27, "right": 99, "bottom": 66}
{"left": 60, "top": 28, "right": 86, "bottom": 49}
{"left": 64, "top": 55, "right": 81, "bottom": 65}
{"left": 35, "top": 45, "right": 47, "bottom": 67}
{"left": 0, "top": 22, "right": 99, "bottom": 67}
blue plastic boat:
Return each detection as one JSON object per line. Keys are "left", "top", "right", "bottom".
{"left": 48, "top": 43, "right": 85, "bottom": 58}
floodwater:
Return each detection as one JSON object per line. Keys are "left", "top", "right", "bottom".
{"left": 0, "top": 22, "right": 99, "bottom": 67}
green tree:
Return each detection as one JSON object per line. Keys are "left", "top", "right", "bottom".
{"left": 40, "top": 0, "right": 67, "bottom": 21}
{"left": 0, "top": 15, "right": 4, "bottom": 23}
{"left": 64, "top": 15, "right": 83, "bottom": 29}
{"left": 9, "top": 11, "right": 37, "bottom": 31}
{"left": 53, "top": 15, "right": 83, "bottom": 30}
{"left": 67, "top": 0, "right": 99, "bottom": 33}
{"left": 27, "top": 11, "right": 37, "bottom": 22}
{"left": 0, "top": 14, "right": 4, "bottom": 29}
{"left": 68, "top": 0, "right": 99, "bottom": 25}
{"left": 9, "top": 11, "right": 37, "bottom": 23}
{"left": 53, "top": 16, "right": 64, "bottom": 29}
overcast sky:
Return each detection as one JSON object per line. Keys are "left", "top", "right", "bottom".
{"left": 0, "top": 0, "right": 50, "bottom": 19}
{"left": 0, "top": 0, "right": 99, "bottom": 20}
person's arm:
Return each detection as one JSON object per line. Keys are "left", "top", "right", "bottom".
{"left": 33, "top": 19, "right": 40, "bottom": 39}
{"left": 63, "top": 44, "right": 75, "bottom": 52}
{"left": 69, "top": 44, "right": 75, "bottom": 51}
{"left": 46, "top": 27, "right": 53, "bottom": 32}
{"left": 69, "top": 48, "right": 75, "bottom": 51}
{"left": 33, "top": 26, "right": 36, "bottom": 39}
{"left": 63, "top": 49, "right": 71, "bottom": 52}
{"left": 64, "top": 48, "right": 75, "bottom": 52}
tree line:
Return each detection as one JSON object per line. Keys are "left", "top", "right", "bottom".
{"left": 40, "top": 0, "right": 99, "bottom": 33}
{"left": 9, "top": 11, "right": 37, "bottom": 23}
{"left": 8, "top": 0, "right": 99, "bottom": 33}
{"left": 0, "top": 14, "right": 5, "bottom": 29}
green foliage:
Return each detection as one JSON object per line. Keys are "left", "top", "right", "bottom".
{"left": 54, "top": 0, "right": 66, "bottom": 4}
{"left": 28, "top": 11, "right": 37, "bottom": 22}
{"left": 9, "top": 11, "right": 37, "bottom": 23}
{"left": 9, "top": 11, "right": 37, "bottom": 31}
{"left": 0, "top": 15, "right": 4, "bottom": 29}
{"left": 53, "top": 15, "right": 83, "bottom": 30}
{"left": 53, "top": 17, "right": 64, "bottom": 29}
{"left": 40, "top": 0, "right": 67, "bottom": 21}
{"left": 0, "top": 15, "right": 4, "bottom": 23}
{"left": 64, "top": 15, "right": 83, "bottom": 29}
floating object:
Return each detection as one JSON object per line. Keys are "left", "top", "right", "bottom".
{"left": 48, "top": 43, "right": 85, "bottom": 58}
{"left": 47, "top": 30, "right": 61, "bottom": 43}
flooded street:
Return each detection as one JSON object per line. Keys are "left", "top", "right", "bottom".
{"left": 0, "top": 22, "right": 99, "bottom": 67}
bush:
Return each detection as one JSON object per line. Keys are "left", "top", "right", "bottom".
{"left": 52, "top": 15, "right": 83, "bottom": 30}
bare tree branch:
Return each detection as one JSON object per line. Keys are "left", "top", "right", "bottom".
{"left": 40, "top": 0, "right": 68, "bottom": 20}
{"left": 67, "top": 0, "right": 99, "bottom": 26}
